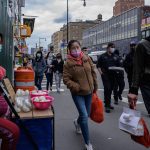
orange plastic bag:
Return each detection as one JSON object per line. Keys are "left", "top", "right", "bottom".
{"left": 90, "top": 93, "right": 104, "bottom": 123}
{"left": 131, "top": 118, "right": 150, "bottom": 148}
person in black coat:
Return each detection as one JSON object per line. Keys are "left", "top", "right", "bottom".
{"left": 123, "top": 41, "right": 136, "bottom": 89}
{"left": 32, "top": 51, "right": 46, "bottom": 90}
{"left": 113, "top": 49, "right": 125, "bottom": 104}
{"left": 52, "top": 53, "right": 64, "bottom": 93}
{"left": 45, "top": 52, "right": 54, "bottom": 91}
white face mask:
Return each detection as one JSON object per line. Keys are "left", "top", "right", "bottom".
{"left": 110, "top": 48, "right": 115, "bottom": 53}
{"left": 37, "top": 53, "right": 41, "bottom": 58}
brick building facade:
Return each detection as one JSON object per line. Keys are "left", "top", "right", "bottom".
{"left": 113, "top": 0, "right": 144, "bottom": 16}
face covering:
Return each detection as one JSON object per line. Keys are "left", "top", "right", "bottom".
{"left": 110, "top": 48, "right": 115, "bottom": 53}
{"left": 71, "top": 49, "right": 81, "bottom": 58}
{"left": 84, "top": 50, "right": 88, "bottom": 55}
{"left": 37, "top": 53, "right": 41, "bottom": 58}
{"left": 56, "top": 56, "right": 61, "bottom": 59}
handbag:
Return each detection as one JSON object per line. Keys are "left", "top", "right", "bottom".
{"left": 90, "top": 93, "right": 104, "bottom": 123}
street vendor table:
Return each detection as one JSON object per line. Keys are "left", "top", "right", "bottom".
{"left": 14, "top": 106, "right": 55, "bottom": 150}
{"left": 0, "top": 78, "right": 55, "bottom": 150}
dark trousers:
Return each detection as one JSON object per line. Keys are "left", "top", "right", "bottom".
{"left": 127, "top": 73, "right": 132, "bottom": 90}
{"left": 46, "top": 73, "right": 53, "bottom": 90}
{"left": 101, "top": 73, "right": 115, "bottom": 107}
{"left": 35, "top": 74, "right": 43, "bottom": 90}
{"left": 113, "top": 73, "right": 125, "bottom": 101}
{"left": 140, "top": 84, "right": 150, "bottom": 114}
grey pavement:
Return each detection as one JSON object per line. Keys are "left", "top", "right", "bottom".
{"left": 43, "top": 71, "right": 150, "bottom": 150}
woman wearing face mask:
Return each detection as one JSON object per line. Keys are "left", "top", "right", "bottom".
{"left": 33, "top": 51, "right": 46, "bottom": 90}
{"left": 97, "top": 43, "right": 120, "bottom": 113}
{"left": 52, "top": 53, "right": 64, "bottom": 93}
{"left": 63, "top": 40, "right": 98, "bottom": 150}
{"left": 45, "top": 52, "right": 54, "bottom": 91}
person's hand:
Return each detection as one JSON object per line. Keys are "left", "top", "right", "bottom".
{"left": 128, "top": 93, "right": 138, "bottom": 109}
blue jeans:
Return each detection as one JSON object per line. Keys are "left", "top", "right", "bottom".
{"left": 72, "top": 93, "right": 92, "bottom": 145}
{"left": 35, "top": 74, "right": 43, "bottom": 90}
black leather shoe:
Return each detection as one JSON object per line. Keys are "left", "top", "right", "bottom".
{"left": 110, "top": 105, "right": 114, "bottom": 109}
{"left": 114, "top": 101, "right": 118, "bottom": 105}
{"left": 118, "top": 95, "right": 122, "bottom": 100}
{"left": 105, "top": 107, "right": 111, "bottom": 113}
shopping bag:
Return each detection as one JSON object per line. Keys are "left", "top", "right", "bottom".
{"left": 131, "top": 118, "right": 150, "bottom": 148}
{"left": 119, "top": 107, "right": 144, "bottom": 136}
{"left": 90, "top": 93, "right": 104, "bottom": 123}
{"left": 119, "top": 107, "right": 150, "bottom": 148}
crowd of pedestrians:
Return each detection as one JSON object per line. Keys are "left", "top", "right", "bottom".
{"left": 31, "top": 37, "right": 150, "bottom": 149}
{"left": 0, "top": 34, "right": 150, "bottom": 150}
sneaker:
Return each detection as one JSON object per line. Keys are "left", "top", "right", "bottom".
{"left": 74, "top": 119, "right": 81, "bottom": 134}
{"left": 85, "top": 143, "right": 93, "bottom": 150}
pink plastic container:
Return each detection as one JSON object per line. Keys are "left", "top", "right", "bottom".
{"left": 32, "top": 96, "right": 54, "bottom": 110}
{"left": 30, "top": 90, "right": 48, "bottom": 98}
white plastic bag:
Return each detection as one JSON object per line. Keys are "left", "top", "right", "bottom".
{"left": 119, "top": 107, "right": 144, "bottom": 136}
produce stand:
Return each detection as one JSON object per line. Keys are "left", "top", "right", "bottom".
{"left": 0, "top": 78, "right": 55, "bottom": 150}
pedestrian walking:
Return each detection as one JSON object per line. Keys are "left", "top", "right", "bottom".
{"left": 113, "top": 49, "right": 125, "bottom": 104}
{"left": 32, "top": 51, "right": 46, "bottom": 90}
{"left": 63, "top": 40, "right": 98, "bottom": 150}
{"left": 97, "top": 43, "right": 120, "bottom": 113}
{"left": 45, "top": 52, "right": 54, "bottom": 91}
{"left": 128, "top": 36, "right": 150, "bottom": 117}
{"left": 52, "top": 53, "right": 64, "bottom": 93}
{"left": 123, "top": 41, "right": 136, "bottom": 89}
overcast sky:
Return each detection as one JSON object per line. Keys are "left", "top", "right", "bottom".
{"left": 22, "top": 0, "right": 150, "bottom": 50}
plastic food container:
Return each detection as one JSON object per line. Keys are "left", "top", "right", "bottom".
{"left": 30, "top": 90, "right": 48, "bottom": 98}
{"left": 32, "top": 96, "right": 54, "bottom": 110}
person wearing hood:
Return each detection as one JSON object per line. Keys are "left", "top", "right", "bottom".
{"left": 123, "top": 41, "right": 136, "bottom": 89}
{"left": 97, "top": 43, "right": 120, "bottom": 113}
{"left": 63, "top": 40, "right": 98, "bottom": 150}
{"left": 128, "top": 36, "right": 150, "bottom": 117}
{"left": 33, "top": 51, "right": 46, "bottom": 90}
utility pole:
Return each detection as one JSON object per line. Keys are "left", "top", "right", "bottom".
{"left": 66, "top": 0, "right": 86, "bottom": 44}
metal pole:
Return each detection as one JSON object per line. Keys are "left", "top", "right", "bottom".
{"left": 39, "top": 38, "right": 40, "bottom": 48}
{"left": 96, "top": 31, "right": 97, "bottom": 51}
{"left": 67, "top": 0, "right": 69, "bottom": 44}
